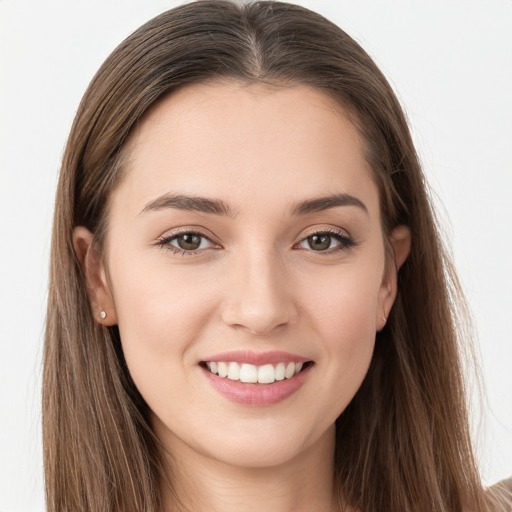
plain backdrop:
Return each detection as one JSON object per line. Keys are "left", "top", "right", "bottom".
{"left": 1, "top": 0, "right": 511, "bottom": 510}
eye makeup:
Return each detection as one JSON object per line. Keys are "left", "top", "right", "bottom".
{"left": 155, "top": 225, "right": 357, "bottom": 257}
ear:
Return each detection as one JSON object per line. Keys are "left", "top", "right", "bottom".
{"left": 73, "top": 226, "right": 118, "bottom": 326}
{"left": 376, "top": 225, "right": 411, "bottom": 331}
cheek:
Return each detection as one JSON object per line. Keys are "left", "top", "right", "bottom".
{"left": 300, "top": 264, "right": 381, "bottom": 407}
{"left": 108, "top": 255, "right": 218, "bottom": 385}
{"left": 304, "top": 262, "right": 382, "bottom": 341}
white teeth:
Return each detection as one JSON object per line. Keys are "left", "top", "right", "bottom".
{"left": 285, "top": 362, "right": 295, "bottom": 379}
{"left": 205, "top": 361, "right": 306, "bottom": 384}
{"left": 257, "top": 364, "right": 275, "bottom": 384}
{"left": 240, "top": 363, "right": 258, "bottom": 383}
{"left": 227, "top": 362, "right": 240, "bottom": 381}
{"left": 275, "top": 362, "right": 285, "bottom": 381}
{"left": 217, "top": 362, "right": 228, "bottom": 378}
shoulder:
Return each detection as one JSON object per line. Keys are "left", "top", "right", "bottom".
{"left": 486, "top": 477, "right": 512, "bottom": 511}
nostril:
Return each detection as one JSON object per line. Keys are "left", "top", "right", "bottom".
{"left": 220, "top": 279, "right": 298, "bottom": 335}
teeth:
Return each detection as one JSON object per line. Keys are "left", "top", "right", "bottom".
{"left": 205, "top": 361, "right": 306, "bottom": 384}
{"left": 275, "top": 362, "right": 285, "bottom": 381}
{"left": 257, "top": 364, "right": 275, "bottom": 384}
{"left": 227, "top": 362, "right": 240, "bottom": 381}
{"left": 217, "top": 362, "right": 228, "bottom": 378}
{"left": 285, "top": 362, "right": 295, "bottom": 379}
{"left": 240, "top": 363, "right": 258, "bottom": 383}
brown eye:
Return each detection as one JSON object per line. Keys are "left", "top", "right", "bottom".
{"left": 307, "top": 234, "right": 333, "bottom": 251}
{"left": 176, "top": 233, "right": 202, "bottom": 250}
{"left": 297, "top": 230, "right": 355, "bottom": 253}
{"left": 158, "top": 231, "right": 216, "bottom": 254}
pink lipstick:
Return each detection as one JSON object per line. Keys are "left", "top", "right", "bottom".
{"left": 200, "top": 350, "right": 313, "bottom": 406}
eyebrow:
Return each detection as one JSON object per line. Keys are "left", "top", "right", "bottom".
{"left": 140, "top": 192, "right": 368, "bottom": 217}
{"left": 290, "top": 193, "right": 368, "bottom": 216}
{"left": 140, "top": 193, "right": 235, "bottom": 217}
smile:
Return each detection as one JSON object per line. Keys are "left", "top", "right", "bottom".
{"left": 200, "top": 351, "right": 313, "bottom": 406}
{"left": 205, "top": 361, "right": 305, "bottom": 384}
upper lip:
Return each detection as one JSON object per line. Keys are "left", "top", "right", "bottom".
{"left": 201, "top": 350, "right": 311, "bottom": 366}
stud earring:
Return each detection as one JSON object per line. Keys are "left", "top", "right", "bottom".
{"left": 100, "top": 311, "right": 107, "bottom": 320}
{"left": 382, "top": 315, "right": 387, "bottom": 323}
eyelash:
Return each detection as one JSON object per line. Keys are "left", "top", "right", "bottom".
{"left": 295, "top": 228, "right": 356, "bottom": 253}
{"left": 156, "top": 228, "right": 356, "bottom": 256}
{"left": 156, "top": 229, "right": 217, "bottom": 256}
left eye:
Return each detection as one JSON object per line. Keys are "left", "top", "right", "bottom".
{"left": 297, "top": 232, "right": 351, "bottom": 252}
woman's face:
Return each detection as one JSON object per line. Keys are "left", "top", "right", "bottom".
{"left": 85, "top": 82, "right": 401, "bottom": 468}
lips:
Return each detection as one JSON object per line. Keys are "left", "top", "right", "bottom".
{"left": 205, "top": 361, "right": 304, "bottom": 384}
{"left": 203, "top": 350, "right": 310, "bottom": 366}
{"left": 200, "top": 350, "right": 313, "bottom": 406}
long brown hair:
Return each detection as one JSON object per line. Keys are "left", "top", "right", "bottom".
{"left": 43, "top": 1, "right": 509, "bottom": 511}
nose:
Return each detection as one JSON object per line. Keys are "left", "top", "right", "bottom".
{"left": 220, "top": 248, "right": 298, "bottom": 336}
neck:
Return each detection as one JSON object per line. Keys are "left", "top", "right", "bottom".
{"left": 158, "top": 423, "right": 339, "bottom": 512}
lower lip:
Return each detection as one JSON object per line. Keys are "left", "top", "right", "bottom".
{"left": 202, "top": 364, "right": 313, "bottom": 406}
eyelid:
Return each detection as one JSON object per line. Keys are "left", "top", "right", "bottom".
{"left": 154, "top": 225, "right": 356, "bottom": 256}
{"left": 155, "top": 227, "right": 221, "bottom": 254}
{"left": 298, "top": 225, "right": 352, "bottom": 240}
{"left": 156, "top": 226, "right": 218, "bottom": 242}
{"left": 294, "top": 226, "right": 357, "bottom": 252}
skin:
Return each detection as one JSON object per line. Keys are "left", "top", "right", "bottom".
{"left": 74, "top": 81, "right": 410, "bottom": 512}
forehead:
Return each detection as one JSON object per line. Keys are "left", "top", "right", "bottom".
{"left": 113, "top": 81, "right": 378, "bottom": 219}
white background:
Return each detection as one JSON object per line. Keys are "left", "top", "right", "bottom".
{"left": 1, "top": 1, "right": 511, "bottom": 510}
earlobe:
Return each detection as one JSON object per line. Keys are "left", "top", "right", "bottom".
{"left": 73, "top": 226, "right": 118, "bottom": 326}
{"left": 376, "top": 225, "right": 411, "bottom": 331}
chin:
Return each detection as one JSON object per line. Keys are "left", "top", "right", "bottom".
{"left": 208, "top": 437, "right": 306, "bottom": 469}
{"left": 153, "top": 408, "right": 334, "bottom": 470}
{"left": 198, "top": 418, "right": 334, "bottom": 471}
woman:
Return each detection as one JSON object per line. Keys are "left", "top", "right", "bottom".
{"left": 43, "top": 1, "right": 511, "bottom": 511}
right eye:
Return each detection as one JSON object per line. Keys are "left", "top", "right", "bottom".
{"left": 157, "top": 231, "right": 216, "bottom": 255}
